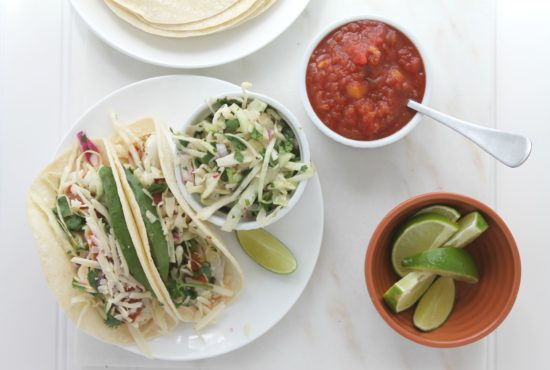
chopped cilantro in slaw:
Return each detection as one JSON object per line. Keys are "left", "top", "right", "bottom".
{"left": 174, "top": 95, "right": 315, "bottom": 231}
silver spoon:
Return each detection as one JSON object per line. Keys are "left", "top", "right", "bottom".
{"left": 407, "top": 100, "right": 532, "bottom": 168}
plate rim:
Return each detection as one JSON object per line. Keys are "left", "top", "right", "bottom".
{"left": 56, "top": 74, "right": 325, "bottom": 360}
{"left": 69, "top": 0, "right": 311, "bottom": 69}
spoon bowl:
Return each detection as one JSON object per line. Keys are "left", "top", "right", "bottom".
{"left": 407, "top": 100, "right": 532, "bottom": 168}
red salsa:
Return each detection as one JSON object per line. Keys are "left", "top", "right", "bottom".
{"left": 306, "top": 20, "right": 426, "bottom": 141}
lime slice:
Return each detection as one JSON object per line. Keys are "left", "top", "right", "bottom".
{"left": 443, "top": 211, "right": 489, "bottom": 248}
{"left": 413, "top": 276, "right": 455, "bottom": 331}
{"left": 415, "top": 205, "right": 461, "bottom": 223}
{"left": 401, "top": 247, "right": 479, "bottom": 283}
{"left": 383, "top": 272, "right": 436, "bottom": 313}
{"left": 236, "top": 229, "right": 297, "bottom": 274}
{"left": 391, "top": 213, "right": 459, "bottom": 277}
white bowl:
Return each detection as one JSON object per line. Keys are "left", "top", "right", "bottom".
{"left": 175, "top": 91, "right": 312, "bottom": 231}
{"left": 299, "top": 15, "right": 432, "bottom": 148}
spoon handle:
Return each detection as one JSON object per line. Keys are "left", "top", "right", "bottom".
{"left": 407, "top": 100, "right": 532, "bottom": 168}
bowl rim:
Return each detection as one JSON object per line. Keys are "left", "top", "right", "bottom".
{"left": 364, "top": 192, "right": 521, "bottom": 347}
{"left": 174, "top": 90, "right": 312, "bottom": 230}
{"left": 299, "top": 14, "right": 432, "bottom": 148}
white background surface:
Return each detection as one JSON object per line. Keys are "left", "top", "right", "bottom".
{"left": 0, "top": 0, "right": 548, "bottom": 369}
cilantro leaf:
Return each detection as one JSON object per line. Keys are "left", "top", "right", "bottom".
{"left": 199, "top": 263, "right": 212, "bottom": 279}
{"left": 57, "top": 196, "right": 85, "bottom": 231}
{"left": 57, "top": 196, "right": 72, "bottom": 218}
{"left": 226, "top": 136, "right": 246, "bottom": 151}
{"left": 278, "top": 141, "right": 294, "bottom": 153}
{"left": 225, "top": 119, "right": 240, "bottom": 133}
{"left": 234, "top": 150, "right": 244, "bottom": 163}
{"left": 87, "top": 269, "right": 100, "bottom": 291}
{"left": 167, "top": 280, "right": 199, "bottom": 307}
{"left": 282, "top": 126, "right": 295, "bottom": 141}
{"left": 212, "top": 98, "right": 228, "bottom": 112}
{"left": 201, "top": 152, "right": 214, "bottom": 164}
{"left": 250, "top": 128, "right": 263, "bottom": 141}
{"left": 65, "top": 215, "right": 85, "bottom": 231}
{"left": 104, "top": 311, "right": 124, "bottom": 328}
{"left": 221, "top": 168, "right": 233, "bottom": 182}
{"left": 147, "top": 181, "right": 168, "bottom": 194}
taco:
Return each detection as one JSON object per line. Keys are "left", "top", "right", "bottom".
{"left": 109, "top": 117, "right": 243, "bottom": 330}
{"left": 27, "top": 132, "right": 177, "bottom": 355}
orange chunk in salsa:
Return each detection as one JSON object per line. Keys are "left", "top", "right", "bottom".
{"left": 346, "top": 82, "right": 368, "bottom": 99}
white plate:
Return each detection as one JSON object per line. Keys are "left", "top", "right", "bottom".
{"left": 56, "top": 75, "right": 324, "bottom": 360}
{"left": 69, "top": 0, "right": 311, "bottom": 69}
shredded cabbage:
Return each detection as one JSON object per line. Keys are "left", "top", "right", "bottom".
{"left": 173, "top": 93, "right": 315, "bottom": 231}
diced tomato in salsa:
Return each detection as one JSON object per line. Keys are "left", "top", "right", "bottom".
{"left": 306, "top": 20, "right": 426, "bottom": 141}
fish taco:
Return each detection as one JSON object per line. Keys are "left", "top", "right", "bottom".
{"left": 109, "top": 117, "right": 243, "bottom": 330}
{"left": 27, "top": 132, "right": 178, "bottom": 355}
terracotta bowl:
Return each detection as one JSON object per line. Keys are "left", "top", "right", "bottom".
{"left": 365, "top": 192, "right": 521, "bottom": 347}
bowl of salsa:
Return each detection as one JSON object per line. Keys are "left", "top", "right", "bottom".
{"left": 301, "top": 16, "right": 431, "bottom": 147}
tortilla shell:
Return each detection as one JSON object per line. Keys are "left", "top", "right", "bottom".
{"left": 149, "top": 0, "right": 274, "bottom": 32}
{"left": 145, "top": 0, "right": 264, "bottom": 31}
{"left": 27, "top": 142, "right": 176, "bottom": 346}
{"left": 104, "top": 0, "right": 275, "bottom": 38}
{"left": 112, "top": 0, "right": 239, "bottom": 25}
{"left": 156, "top": 121, "right": 244, "bottom": 302}
{"left": 111, "top": 118, "right": 243, "bottom": 323}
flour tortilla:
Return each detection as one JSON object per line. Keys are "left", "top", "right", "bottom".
{"left": 149, "top": 0, "right": 274, "bottom": 32}
{"left": 112, "top": 0, "right": 239, "bottom": 25}
{"left": 110, "top": 118, "right": 243, "bottom": 324}
{"left": 104, "top": 0, "right": 275, "bottom": 37}
{"left": 145, "top": 0, "right": 265, "bottom": 31}
{"left": 27, "top": 140, "right": 177, "bottom": 348}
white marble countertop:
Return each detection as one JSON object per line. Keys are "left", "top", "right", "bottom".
{"left": 1, "top": 0, "right": 548, "bottom": 369}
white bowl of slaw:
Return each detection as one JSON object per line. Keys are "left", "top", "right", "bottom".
{"left": 174, "top": 91, "right": 312, "bottom": 231}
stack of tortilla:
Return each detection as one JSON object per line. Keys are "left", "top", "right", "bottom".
{"left": 104, "top": 0, "right": 276, "bottom": 38}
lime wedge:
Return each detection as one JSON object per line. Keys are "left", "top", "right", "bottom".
{"left": 413, "top": 276, "right": 455, "bottom": 331}
{"left": 391, "top": 213, "right": 459, "bottom": 277}
{"left": 236, "top": 229, "right": 297, "bottom": 274}
{"left": 383, "top": 272, "right": 436, "bottom": 313}
{"left": 415, "top": 205, "right": 461, "bottom": 223}
{"left": 443, "top": 211, "right": 489, "bottom": 248}
{"left": 402, "top": 248, "right": 479, "bottom": 283}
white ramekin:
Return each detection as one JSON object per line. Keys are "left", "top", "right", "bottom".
{"left": 300, "top": 15, "right": 432, "bottom": 148}
{"left": 174, "top": 91, "right": 312, "bottom": 231}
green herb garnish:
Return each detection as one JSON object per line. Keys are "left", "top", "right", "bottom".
{"left": 234, "top": 150, "right": 244, "bottom": 163}
{"left": 201, "top": 152, "right": 215, "bottom": 164}
{"left": 56, "top": 196, "right": 85, "bottom": 231}
{"left": 251, "top": 128, "right": 263, "bottom": 141}
{"left": 221, "top": 167, "right": 234, "bottom": 182}
{"left": 104, "top": 311, "right": 124, "bottom": 328}
{"left": 226, "top": 136, "right": 246, "bottom": 151}
{"left": 147, "top": 181, "right": 168, "bottom": 194}
{"left": 225, "top": 119, "right": 240, "bottom": 133}
{"left": 87, "top": 269, "right": 100, "bottom": 291}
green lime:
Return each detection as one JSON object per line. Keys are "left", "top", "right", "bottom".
{"left": 401, "top": 247, "right": 479, "bottom": 283}
{"left": 415, "top": 205, "right": 461, "bottom": 223}
{"left": 391, "top": 213, "right": 459, "bottom": 277}
{"left": 443, "top": 211, "right": 489, "bottom": 248}
{"left": 413, "top": 276, "right": 455, "bottom": 331}
{"left": 236, "top": 229, "right": 297, "bottom": 274}
{"left": 383, "top": 272, "right": 436, "bottom": 313}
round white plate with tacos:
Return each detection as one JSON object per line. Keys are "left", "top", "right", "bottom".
{"left": 29, "top": 75, "right": 323, "bottom": 360}
{"left": 70, "top": 0, "right": 310, "bottom": 68}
